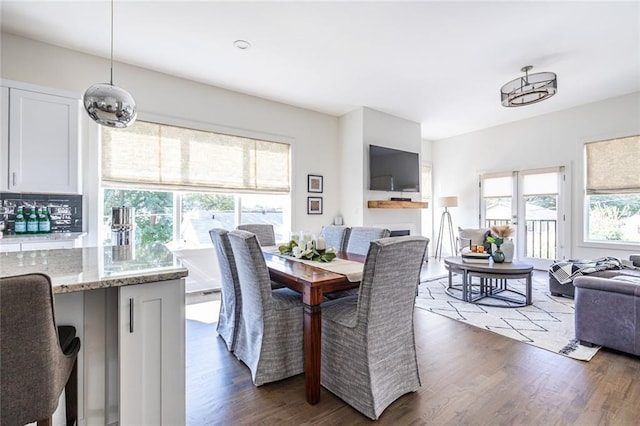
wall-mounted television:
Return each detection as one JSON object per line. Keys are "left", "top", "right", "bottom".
{"left": 369, "top": 144, "right": 420, "bottom": 192}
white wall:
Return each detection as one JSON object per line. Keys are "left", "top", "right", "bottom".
{"left": 0, "top": 33, "right": 341, "bottom": 241}
{"left": 338, "top": 108, "right": 364, "bottom": 227}
{"left": 432, "top": 91, "right": 640, "bottom": 260}
{"left": 338, "top": 107, "right": 423, "bottom": 235}
{"left": 362, "top": 108, "right": 422, "bottom": 234}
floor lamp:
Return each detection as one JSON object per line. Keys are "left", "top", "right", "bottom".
{"left": 435, "top": 196, "right": 458, "bottom": 260}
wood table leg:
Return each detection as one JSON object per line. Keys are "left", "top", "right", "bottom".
{"left": 303, "top": 303, "right": 322, "bottom": 404}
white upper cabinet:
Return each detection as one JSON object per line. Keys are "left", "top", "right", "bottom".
{"left": 2, "top": 81, "right": 81, "bottom": 194}
{"left": 1, "top": 87, "right": 9, "bottom": 191}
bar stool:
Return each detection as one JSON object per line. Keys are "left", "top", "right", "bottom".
{"left": 1, "top": 273, "right": 81, "bottom": 426}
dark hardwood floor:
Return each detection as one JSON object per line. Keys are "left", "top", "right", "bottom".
{"left": 186, "top": 265, "right": 640, "bottom": 425}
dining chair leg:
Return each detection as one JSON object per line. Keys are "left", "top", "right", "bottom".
{"left": 37, "top": 418, "right": 52, "bottom": 426}
{"left": 65, "top": 358, "right": 78, "bottom": 426}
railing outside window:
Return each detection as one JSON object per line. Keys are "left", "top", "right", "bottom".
{"left": 485, "top": 218, "right": 557, "bottom": 260}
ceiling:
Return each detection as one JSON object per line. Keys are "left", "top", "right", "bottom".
{"left": 1, "top": 1, "right": 639, "bottom": 140}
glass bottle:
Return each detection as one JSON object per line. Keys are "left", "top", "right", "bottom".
{"left": 27, "top": 207, "right": 39, "bottom": 234}
{"left": 14, "top": 206, "right": 27, "bottom": 234}
{"left": 38, "top": 206, "right": 51, "bottom": 233}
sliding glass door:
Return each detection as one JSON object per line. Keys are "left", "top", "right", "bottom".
{"left": 481, "top": 167, "right": 565, "bottom": 269}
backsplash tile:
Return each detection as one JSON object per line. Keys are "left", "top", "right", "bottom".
{"left": 0, "top": 192, "right": 83, "bottom": 234}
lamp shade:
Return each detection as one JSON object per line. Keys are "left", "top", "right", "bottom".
{"left": 439, "top": 196, "right": 458, "bottom": 208}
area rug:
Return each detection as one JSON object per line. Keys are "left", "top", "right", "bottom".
{"left": 415, "top": 274, "right": 601, "bottom": 361}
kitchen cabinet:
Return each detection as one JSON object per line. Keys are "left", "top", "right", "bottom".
{"left": 1, "top": 80, "right": 81, "bottom": 194}
{"left": 119, "top": 279, "right": 185, "bottom": 425}
{"left": 1, "top": 87, "right": 8, "bottom": 192}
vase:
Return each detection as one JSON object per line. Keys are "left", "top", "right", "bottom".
{"left": 501, "top": 238, "right": 514, "bottom": 262}
{"left": 492, "top": 247, "right": 505, "bottom": 263}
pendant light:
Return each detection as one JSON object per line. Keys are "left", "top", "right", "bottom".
{"left": 500, "top": 65, "right": 557, "bottom": 107}
{"left": 83, "top": 0, "right": 136, "bottom": 128}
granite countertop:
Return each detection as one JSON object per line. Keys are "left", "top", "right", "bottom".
{"left": 0, "top": 243, "right": 188, "bottom": 294}
{"left": 0, "top": 232, "right": 86, "bottom": 244}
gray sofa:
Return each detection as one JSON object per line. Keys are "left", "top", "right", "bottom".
{"left": 574, "top": 275, "right": 640, "bottom": 356}
{"left": 549, "top": 255, "right": 640, "bottom": 298}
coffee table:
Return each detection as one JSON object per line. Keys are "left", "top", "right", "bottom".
{"left": 444, "top": 256, "right": 534, "bottom": 307}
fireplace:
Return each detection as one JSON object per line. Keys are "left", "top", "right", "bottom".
{"left": 389, "top": 230, "right": 410, "bottom": 237}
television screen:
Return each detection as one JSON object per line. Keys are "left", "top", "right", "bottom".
{"left": 369, "top": 145, "right": 420, "bottom": 192}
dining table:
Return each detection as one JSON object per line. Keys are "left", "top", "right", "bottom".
{"left": 262, "top": 249, "right": 365, "bottom": 405}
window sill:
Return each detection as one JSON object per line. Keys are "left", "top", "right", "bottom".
{"left": 578, "top": 240, "right": 640, "bottom": 252}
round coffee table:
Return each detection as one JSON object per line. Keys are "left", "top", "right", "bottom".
{"left": 444, "top": 256, "right": 534, "bottom": 307}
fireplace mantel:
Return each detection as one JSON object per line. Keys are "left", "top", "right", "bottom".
{"left": 367, "top": 200, "right": 428, "bottom": 209}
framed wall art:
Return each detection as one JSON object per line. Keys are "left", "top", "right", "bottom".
{"left": 307, "top": 197, "right": 323, "bottom": 215}
{"left": 307, "top": 174, "right": 323, "bottom": 193}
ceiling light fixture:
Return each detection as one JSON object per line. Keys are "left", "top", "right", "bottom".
{"left": 500, "top": 65, "right": 557, "bottom": 107}
{"left": 83, "top": 0, "right": 136, "bottom": 128}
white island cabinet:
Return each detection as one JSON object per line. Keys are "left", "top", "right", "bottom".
{"left": 120, "top": 279, "right": 185, "bottom": 425}
{"left": 0, "top": 244, "right": 187, "bottom": 426}
{"left": 0, "top": 79, "right": 81, "bottom": 194}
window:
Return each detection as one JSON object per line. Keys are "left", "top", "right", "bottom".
{"left": 481, "top": 174, "right": 513, "bottom": 227}
{"left": 585, "top": 135, "right": 640, "bottom": 243}
{"left": 101, "top": 120, "right": 291, "bottom": 247}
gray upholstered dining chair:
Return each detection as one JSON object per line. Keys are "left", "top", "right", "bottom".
{"left": 1, "top": 273, "right": 81, "bottom": 426}
{"left": 345, "top": 226, "right": 391, "bottom": 255}
{"left": 319, "top": 225, "right": 351, "bottom": 252}
{"left": 236, "top": 223, "right": 276, "bottom": 246}
{"left": 209, "top": 228, "right": 242, "bottom": 352}
{"left": 227, "top": 229, "right": 304, "bottom": 386}
{"left": 324, "top": 226, "right": 391, "bottom": 299}
{"left": 320, "top": 235, "right": 428, "bottom": 420}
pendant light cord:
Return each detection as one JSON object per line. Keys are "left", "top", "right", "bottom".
{"left": 110, "top": 0, "right": 114, "bottom": 85}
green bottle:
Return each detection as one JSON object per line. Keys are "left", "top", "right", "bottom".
{"left": 38, "top": 206, "right": 51, "bottom": 233}
{"left": 27, "top": 207, "right": 39, "bottom": 234}
{"left": 14, "top": 206, "right": 26, "bottom": 234}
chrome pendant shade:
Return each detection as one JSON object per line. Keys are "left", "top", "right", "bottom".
{"left": 84, "top": 83, "right": 136, "bottom": 128}
{"left": 83, "top": 0, "right": 136, "bottom": 128}
{"left": 501, "top": 65, "right": 557, "bottom": 107}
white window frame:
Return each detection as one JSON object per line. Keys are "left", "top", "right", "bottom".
{"left": 580, "top": 134, "right": 640, "bottom": 250}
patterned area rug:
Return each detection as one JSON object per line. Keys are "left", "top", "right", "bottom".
{"left": 415, "top": 274, "right": 601, "bottom": 361}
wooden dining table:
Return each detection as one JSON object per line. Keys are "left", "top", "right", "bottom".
{"left": 262, "top": 250, "right": 365, "bottom": 405}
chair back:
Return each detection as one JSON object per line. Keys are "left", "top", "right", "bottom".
{"left": 345, "top": 226, "right": 391, "bottom": 255}
{"left": 209, "top": 228, "right": 241, "bottom": 351}
{"left": 319, "top": 225, "right": 351, "bottom": 252}
{"left": 1, "top": 273, "right": 80, "bottom": 425}
{"left": 356, "top": 236, "right": 428, "bottom": 333}
{"left": 236, "top": 224, "right": 276, "bottom": 246}
{"left": 228, "top": 230, "right": 275, "bottom": 316}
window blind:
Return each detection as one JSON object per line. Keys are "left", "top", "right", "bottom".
{"left": 102, "top": 121, "right": 290, "bottom": 193}
{"left": 586, "top": 135, "right": 640, "bottom": 194}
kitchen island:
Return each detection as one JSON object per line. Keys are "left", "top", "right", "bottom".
{"left": 0, "top": 243, "right": 188, "bottom": 426}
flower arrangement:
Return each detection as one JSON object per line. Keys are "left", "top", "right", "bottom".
{"left": 278, "top": 240, "right": 337, "bottom": 262}
{"left": 486, "top": 225, "right": 514, "bottom": 248}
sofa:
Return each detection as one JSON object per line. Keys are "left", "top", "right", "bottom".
{"left": 549, "top": 255, "right": 640, "bottom": 298}
{"left": 574, "top": 274, "right": 640, "bottom": 356}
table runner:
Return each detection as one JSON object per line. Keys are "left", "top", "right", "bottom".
{"left": 263, "top": 247, "right": 363, "bottom": 282}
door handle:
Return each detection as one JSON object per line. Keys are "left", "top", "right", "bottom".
{"left": 129, "top": 297, "right": 134, "bottom": 333}
{"left": 12, "top": 172, "right": 16, "bottom": 186}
